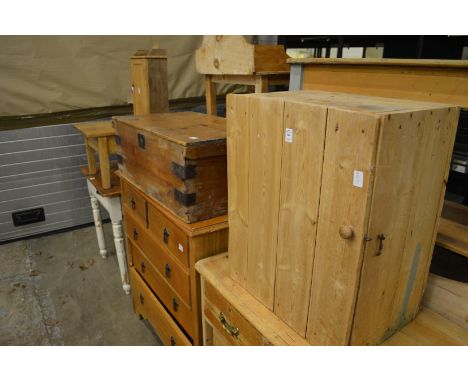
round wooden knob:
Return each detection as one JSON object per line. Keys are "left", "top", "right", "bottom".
{"left": 339, "top": 225, "right": 354, "bottom": 239}
{"left": 213, "top": 58, "right": 220, "bottom": 69}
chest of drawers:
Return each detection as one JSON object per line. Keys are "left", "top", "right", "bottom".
{"left": 196, "top": 254, "right": 309, "bottom": 346}
{"left": 121, "top": 174, "right": 228, "bottom": 345}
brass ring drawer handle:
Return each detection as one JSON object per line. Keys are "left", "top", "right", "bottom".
{"left": 131, "top": 197, "right": 136, "bottom": 210}
{"left": 139, "top": 293, "right": 144, "bottom": 305}
{"left": 170, "top": 336, "right": 176, "bottom": 346}
{"left": 218, "top": 312, "right": 239, "bottom": 338}
{"left": 140, "top": 261, "right": 146, "bottom": 273}
{"left": 133, "top": 228, "right": 138, "bottom": 240}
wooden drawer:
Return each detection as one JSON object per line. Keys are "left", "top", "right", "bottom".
{"left": 122, "top": 179, "right": 147, "bottom": 227}
{"left": 203, "top": 280, "right": 272, "bottom": 346}
{"left": 147, "top": 203, "right": 189, "bottom": 267}
{"left": 126, "top": 238, "right": 192, "bottom": 336}
{"left": 131, "top": 236, "right": 191, "bottom": 306}
{"left": 130, "top": 268, "right": 191, "bottom": 346}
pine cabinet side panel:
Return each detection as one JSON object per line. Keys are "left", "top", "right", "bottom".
{"left": 148, "top": 59, "right": 169, "bottom": 113}
{"left": 189, "top": 229, "right": 229, "bottom": 345}
{"left": 227, "top": 95, "right": 250, "bottom": 286}
{"left": 306, "top": 109, "right": 380, "bottom": 345}
{"left": 350, "top": 110, "right": 428, "bottom": 345}
{"left": 246, "top": 96, "right": 285, "bottom": 309}
{"left": 388, "top": 107, "right": 460, "bottom": 334}
{"left": 273, "top": 101, "right": 327, "bottom": 336}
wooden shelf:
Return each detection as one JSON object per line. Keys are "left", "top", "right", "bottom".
{"left": 80, "top": 164, "right": 120, "bottom": 197}
{"left": 436, "top": 200, "right": 468, "bottom": 258}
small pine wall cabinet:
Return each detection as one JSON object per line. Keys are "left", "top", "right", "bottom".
{"left": 121, "top": 174, "right": 228, "bottom": 345}
{"left": 131, "top": 49, "right": 169, "bottom": 115}
{"left": 226, "top": 90, "right": 459, "bottom": 345}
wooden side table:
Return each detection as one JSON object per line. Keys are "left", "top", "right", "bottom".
{"left": 79, "top": 165, "right": 130, "bottom": 294}
{"left": 74, "top": 121, "right": 117, "bottom": 189}
{"left": 75, "top": 121, "right": 130, "bottom": 294}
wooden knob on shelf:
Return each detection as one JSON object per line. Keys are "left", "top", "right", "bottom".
{"left": 339, "top": 225, "right": 354, "bottom": 239}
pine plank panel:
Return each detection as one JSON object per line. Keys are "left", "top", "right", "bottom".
{"left": 274, "top": 101, "right": 327, "bottom": 336}
{"left": 246, "top": 96, "right": 285, "bottom": 309}
{"left": 226, "top": 94, "right": 250, "bottom": 286}
{"left": 288, "top": 58, "right": 468, "bottom": 68}
{"left": 300, "top": 62, "right": 468, "bottom": 108}
{"left": 388, "top": 107, "right": 459, "bottom": 336}
{"left": 306, "top": 109, "right": 380, "bottom": 345}
{"left": 350, "top": 110, "right": 429, "bottom": 345}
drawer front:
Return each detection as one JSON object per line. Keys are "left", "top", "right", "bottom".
{"left": 124, "top": 210, "right": 191, "bottom": 304}
{"left": 126, "top": 237, "right": 134, "bottom": 267}
{"left": 203, "top": 280, "right": 272, "bottom": 346}
{"left": 147, "top": 203, "right": 189, "bottom": 267}
{"left": 122, "top": 179, "right": 147, "bottom": 227}
{"left": 125, "top": 224, "right": 193, "bottom": 337}
{"left": 131, "top": 237, "right": 191, "bottom": 306}
{"left": 130, "top": 268, "right": 191, "bottom": 346}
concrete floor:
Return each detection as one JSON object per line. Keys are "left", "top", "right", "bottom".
{"left": 0, "top": 223, "right": 161, "bottom": 345}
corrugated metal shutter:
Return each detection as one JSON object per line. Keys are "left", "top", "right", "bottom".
{"left": 0, "top": 123, "right": 105, "bottom": 242}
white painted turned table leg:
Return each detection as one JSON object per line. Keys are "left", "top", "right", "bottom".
{"left": 112, "top": 221, "right": 131, "bottom": 295}
{"left": 90, "top": 195, "right": 107, "bottom": 258}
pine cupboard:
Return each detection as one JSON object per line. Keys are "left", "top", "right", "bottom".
{"left": 226, "top": 90, "right": 459, "bottom": 345}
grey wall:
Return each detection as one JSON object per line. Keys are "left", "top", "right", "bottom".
{"left": 0, "top": 123, "right": 101, "bottom": 242}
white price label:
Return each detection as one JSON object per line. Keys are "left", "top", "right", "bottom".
{"left": 353, "top": 170, "right": 364, "bottom": 188}
{"left": 285, "top": 128, "right": 293, "bottom": 143}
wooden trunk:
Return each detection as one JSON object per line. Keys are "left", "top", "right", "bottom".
{"left": 113, "top": 112, "right": 227, "bottom": 223}
{"left": 227, "top": 90, "right": 460, "bottom": 345}
{"left": 121, "top": 174, "right": 228, "bottom": 345}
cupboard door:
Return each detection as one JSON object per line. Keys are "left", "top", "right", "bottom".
{"left": 350, "top": 108, "right": 459, "bottom": 345}
{"left": 131, "top": 59, "right": 149, "bottom": 115}
{"left": 306, "top": 109, "right": 380, "bottom": 345}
